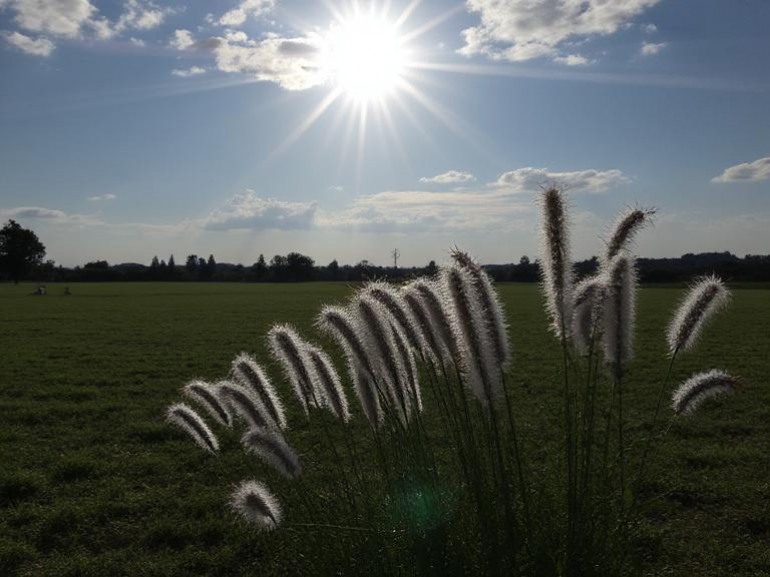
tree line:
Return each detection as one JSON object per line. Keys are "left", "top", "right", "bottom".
{"left": 2, "top": 219, "right": 770, "bottom": 284}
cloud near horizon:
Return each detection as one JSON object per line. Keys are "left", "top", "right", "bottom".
{"left": 419, "top": 170, "right": 476, "bottom": 184}
{"left": 200, "top": 190, "right": 318, "bottom": 231}
{"left": 492, "top": 167, "right": 630, "bottom": 193}
{"left": 712, "top": 156, "right": 770, "bottom": 183}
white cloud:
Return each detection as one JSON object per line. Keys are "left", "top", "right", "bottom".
{"left": 113, "top": 0, "right": 168, "bottom": 34}
{"left": 320, "top": 189, "right": 532, "bottom": 233}
{"left": 0, "top": 206, "right": 98, "bottom": 225}
{"left": 420, "top": 170, "right": 476, "bottom": 184}
{"left": 129, "top": 36, "right": 145, "bottom": 47}
{"left": 640, "top": 41, "right": 666, "bottom": 56}
{"left": 201, "top": 190, "right": 318, "bottom": 231}
{"left": 3, "top": 30, "right": 54, "bottom": 56}
{"left": 642, "top": 23, "right": 658, "bottom": 34}
{"left": 169, "top": 28, "right": 194, "bottom": 50}
{"left": 460, "top": 0, "right": 661, "bottom": 62}
{"left": 712, "top": 156, "right": 770, "bottom": 183}
{"left": 171, "top": 66, "right": 206, "bottom": 77}
{"left": 211, "top": 33, "right": 323, "bottom": 90}
{"left": 553, "top": 53, "right": 591, "bottom": 66}
{"left": 492, "top": 167, "right": 629, "bottom": 193}
{"left": 217, "top": 0, "right": 275, "bottom": 27}
{"left": 87, "top": 193, "right": 117, "bottom": 201}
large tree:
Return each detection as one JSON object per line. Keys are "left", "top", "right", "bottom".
{"left": 0, "top": 220, "right": 46, "bottom": 283}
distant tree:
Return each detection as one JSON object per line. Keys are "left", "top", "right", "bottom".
{"left": 426, "top": 260, "right": 438, "bottom": 277}
{"left": 327, "top": 259, "right": 339, "bottom": 280}
{"left": 253, "top": 254, "right": 267, "bottom": 280}
{"left": 0, "top": 220, "right": 46, "bottom": 283}
{"left": 270, "top": 255, "right": 288, "bottom": 281}
{"left": 286, "top": 252, "right": 315, "bottom": 282}
{"left": 150, "top": 256, "right": 160, "bottom": 269}
{"left": 84, "top": 260, "right": 110, "bottom": 269}
{"left": 203, "top": 254, "right": 217, "bottom": 280}
{"left": 168, "top": 254, "right": 176, "bottom": 270}
{"left": 519, "top": 255, "right": 530, "bottom": 266}
{"left": 185, "top": 254, "right": 198, "bottom": 274}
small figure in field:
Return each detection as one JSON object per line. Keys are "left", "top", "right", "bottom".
{"left": 64, "top": 287, "right": 72, "bottom": 296}
{"left": 31, "top": 285, "right": 47, "bottom": 296}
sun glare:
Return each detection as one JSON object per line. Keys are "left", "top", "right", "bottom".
{"left": 322, "top": 14, "right": 407, "bottom": 103}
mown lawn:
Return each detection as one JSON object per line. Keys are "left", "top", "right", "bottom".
{"left": 1, "top": 282, "right": 768, "bottom": 576}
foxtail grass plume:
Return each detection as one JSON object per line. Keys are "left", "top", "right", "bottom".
{"left": 604, "top": 207, "right": 656, "bottom": 263}
{"left": 401, "top": 286, "right": 443, "bottom": 363}
{"left": 230, "top": 480, "right": 282, "bottom": 530}
{"left": 231, "top": 353, "right": 288, "bottom": 429}
{"left": 407, "top": 279, "right": 459, "bottom": 366}
{"left": 539, "top": 187, "right": 574, "bottom": 338}
{"left": 356, "top": 295, "right": 413, "bottom": 422}
{"left": 316, "top": 306, "right": 381, "bottom": 425}
{"left": 183, "top": 380, "right": 232, "bottom": 427}
{"left": 571, "top": 276, "right": 606, "bottom": 356}
{"left": 602, "top": 254, "right": 637, "bottom": 367}
{"left": 307, "top": 346, "right": 351, "bottom": 422}
{"left": 267, "top": 325, "right": 321, "bottom": 415}
{"left": 451, "top": 248, "right": 511, "bottom": 369}
{"left": 671, "top": 369, "right": 738, "bottom": 415}
{"left": 241, "top": 429, "right": 302, "bottom": 479}
{"left": 166, "top": 403, "right": 219, "bottom": 453}
{"left": 218, "top": 381, "right": 275, "bottom": 430}
{"left": 442, "top": 265, "right": 501, "bottom": 407}
{"left": 390, "top": 320, "right": 423, "bottom": 413}
{"left": 363, "top": 281, "right": 425, "bottom": 354}
{"left": 667, "top": 275, "right": 730, "bottom": 356}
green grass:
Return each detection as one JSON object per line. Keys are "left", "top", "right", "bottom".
{"left": 1, "top": 282, "right": 768, "bottom": 576}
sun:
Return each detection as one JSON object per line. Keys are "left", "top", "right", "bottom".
{"left": 321, "top": 13, "right": 407, "bottom": 104}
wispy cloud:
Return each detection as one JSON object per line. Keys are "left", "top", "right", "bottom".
{"left": 169, "top": 28, "right": 194, "bottom": 50}
{"left": 460, "top": 0, "right": 661, "bottom": 64}
{"left": 200, "top": 190, "right": 317, "bottom": 231}
{"left": 553, "top": 53, "right": 591, "bottom": 66}
{"left": 492, "top": 167, "right": 630, "bottom": 193}
{"left": 2, "top": 30, "right": 54, "bottom": 56}
{"left": 171, "top": 66, "right": 206, "bottom": 78}
{"left": 0, "top": 206, "right": 100, "bottom": 225}
{"left": 640, "top": 41, "right": 667, "bottom": 56}
{"left": 419, "top": 170, "right": 476, "bottom": 184}
{"left": 217, "top": 0, "right": 275, "bottom": 27}
{"left": 87, "top": 193, "right": 117, "bottom": 201}
{"left": 712, "top": 156, "right": 770, "bottom": 183}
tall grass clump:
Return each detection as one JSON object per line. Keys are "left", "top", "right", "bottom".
{"left": 161, "top": 190, "right": 745, "bottom": 575}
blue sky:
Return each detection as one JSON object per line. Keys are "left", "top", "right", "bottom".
{"left": 1, "top": 0, "right": 769, "bottom": 267}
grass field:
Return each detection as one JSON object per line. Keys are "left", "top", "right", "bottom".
{"left": 1, "top": 282, "right": 768, "bottom": 576}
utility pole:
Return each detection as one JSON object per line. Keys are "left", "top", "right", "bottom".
{"left": 392, "top": 248, "right": 400, "bottom": 268}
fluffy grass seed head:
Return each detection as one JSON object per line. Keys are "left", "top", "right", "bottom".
{"left": 671, "top": 369, "right": 739, "bottom": 416}
{"left": 267, "top": 324, "right": 321, "bottom": 415}
{"left": 241, "top": 428, "right": 302, "bottom": 479}
{"left": 218, "top": 381, "right": 275, "bottom": 430}
{"left": 571, "top": 275, "right": 607, "bottom": 356}
{"left": 401, "top": 286, "right": 443, "bottom": 363}
{"left": 166, "top": 402, "right": 219, "bottom": 453}
{"left": 407, "top": 279, "right": 459, "bottom": 366}
{"left": 363, "top": 281, "right": 424, "bottom": 354}
{"left": 230, "top": 480, "right": 282, "bottom": 530}
{"left": 231, "top": 353, "right": 287, "bottom": 429}
{"left": 667, "top": 275, "right": 731, "bottom": 356}
{"left": 308, "top": 346, "right": 351, "bottom": 422}
{"left": 451, "top": 248, "right": 511, "bottom": 369}
{"left": 604, "top": 207, "right": 656, "bottom": 263}
{"left": 442, "top": 265, "right": 502, "bottom": 407}
{"left": 183, "top": 380, "right": 232, "bottom": 427}
{"left": 539, "top": 187, "right": 574, "bottom": 338}
{"left": 602, "top": 253, "right": 637, "bottom": 368}
{"left": 316, "top": 305, "right": 381, "bottom": 425}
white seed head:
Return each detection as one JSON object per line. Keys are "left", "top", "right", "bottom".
{"left": 671, "top": 369, "right": 738, "bottom": 416}
{"left": 307, "top": 346, "right": 351, "bottom": 422}
{"left": 267, "top": 324, "right": 321, "bottom": 415}
{"left": 401, "top": 286, "right": 443, "bottom": 363}
{"left": 604, "top": 207, "right": 656, "bottom": 263}
{"left": 231, "top": 353, "right": 287, "bottom": 429}
{"left": 362, "top": 281, "right": 424, "bottom": 354}
{"left": 570, "top": 275, "right": 607, "bottom": 356}
{"left": 183, "top": 380, "right": 232, "bottom": 427}
{"left": 451, "top": 248, "right": 511, "bottom": 369}
{"left": 218, "top": 381, "right": 276, "bottom": 430}
{"left": 601, "top": 253, "right": 637, "bottom": 367}
{"left": 241, "top": 429, "right": 302, "bottom": 479}
{"left": 666, "top": 275, "right": 730, "bottom": 356}
{"left": 407, "top": 279, "right": 459, "bottom": 366}
{"left": 230, "top": 480, "right": 282, "bottom": 531}
{"left": 539, "top": 187, "right": 574, "bottom": 338}
{"left": 166, "top": 402, "right": 219, "bottom": 453}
